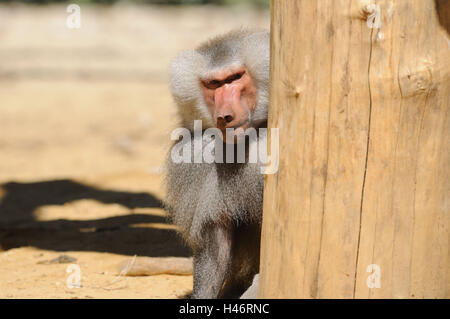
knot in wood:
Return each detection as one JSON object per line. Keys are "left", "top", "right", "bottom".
{"left": 398, "top": 66, "right": 433, "bottom": 98}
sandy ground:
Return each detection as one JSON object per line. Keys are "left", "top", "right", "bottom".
{"left": 0, "top": 4, "right": 269, "bottom": 298}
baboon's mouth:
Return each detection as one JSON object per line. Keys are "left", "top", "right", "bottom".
{"left": 220, "top": 120, "right": 251, "bottom": 144}
{"left": 223, "top": 119, "right": 250, "bottom": 132}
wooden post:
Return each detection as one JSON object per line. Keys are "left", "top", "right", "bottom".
{"left": 259, "top": 0, "right": 449, "bottom": 298}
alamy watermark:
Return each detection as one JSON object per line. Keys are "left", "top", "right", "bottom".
{"left": 365, "top": 4, "right": 381, "bottom": 29}
{"left": 66, "top": 4, "right": 81, "bottom": 29}
{"left": 66, "top": 264, "right": 81, "bottom": 288}
{"left": 170, "top": 120, "right": 279, "bottom": 175}
{"left": 366, "top": 264, "right": 381, "bottom": 288}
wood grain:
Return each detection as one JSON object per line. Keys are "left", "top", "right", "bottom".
{"left": 259, "top": 0, "right": 449, "bottom": 298}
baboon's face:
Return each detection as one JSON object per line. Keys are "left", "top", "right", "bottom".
{"left": 200, "top": 67, "right": 258, "bottom": 143}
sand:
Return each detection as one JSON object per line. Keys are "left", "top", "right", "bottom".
{"left": 0, "top": 3, "right": 269, "bottom": 298}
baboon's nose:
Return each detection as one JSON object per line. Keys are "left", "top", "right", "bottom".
{"left": 224, "top": 115, "right": 234, "bottom": 123}
{"left": 216, "top": 113, "right": 234, "bottom": 128}
{"left": 215, "top": 83, "right": 240, "bottom": 129}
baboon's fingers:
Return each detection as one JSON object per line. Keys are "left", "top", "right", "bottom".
{"left": 119, "top": 257, "right": 193, "bottom": 276}
{"left": 240, "top": 274, "right": 259, "bottom": 299}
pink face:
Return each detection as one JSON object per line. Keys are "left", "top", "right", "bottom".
{"left": 200, "top": 67, "right": 257, "bottom": 143}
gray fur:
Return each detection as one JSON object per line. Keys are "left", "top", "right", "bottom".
{"left": 165, "top": 29, "right": 269, "bottom": 299}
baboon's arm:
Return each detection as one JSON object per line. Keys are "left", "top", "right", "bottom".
{"left": 191, "top": 224, "right": 233, "bottom": 299}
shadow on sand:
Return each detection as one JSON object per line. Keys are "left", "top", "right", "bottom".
{"left": 0, "top": 179, "right": 191, "bottom": 257}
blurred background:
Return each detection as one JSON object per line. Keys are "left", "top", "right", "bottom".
{"left": 0, "top": 0, "right": 269, "bottom": 298}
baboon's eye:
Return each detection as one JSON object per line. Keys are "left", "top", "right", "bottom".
{"left": 224, "top": 71, "right": 245, "bottom": 84}
{"left": 203, "top": 71, "right": 245, "bottom": 90}
{"left": 203, "top": 79, "right": 222, "bottom": 89}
